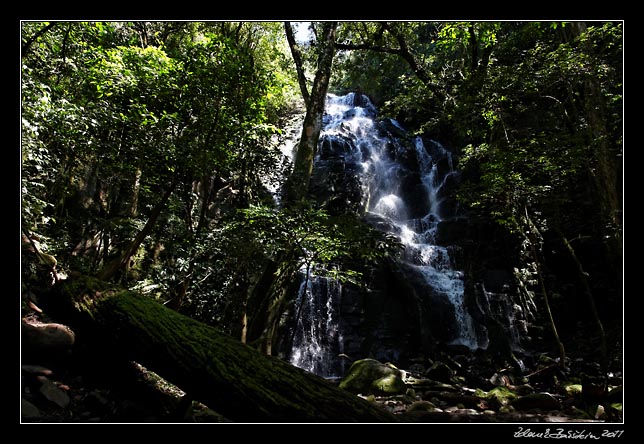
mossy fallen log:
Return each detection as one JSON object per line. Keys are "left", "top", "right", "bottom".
{"left": 42, "top": 276, "right": 397, "bottom": 423}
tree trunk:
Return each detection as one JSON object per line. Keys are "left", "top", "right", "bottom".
{"left": 282, "top": 22, "right": 337, "bottom": 205}
{"left": 252, "top": 23, "right": 339, "bottom": 355}
{"left": 22, "top": 22, "right": 58, "bottom": 58}
{"left": 243, "top": 249, "right": 304, "bottom": 356}
{"left": 167, "top": 175, "right": 215, "bottom": 311}
{"left": 43, "top": 276, "right": 397, "bottom": 423}
{"left": 97, "top": 178, "right": 178, "bottom": 281}
{"left": 284, "top": 22, "right": 310, "bottom": 107}
{"left": 129, "top": 167, "right": 142, "bottom": 218}
{"left": 558, "top": 231, "right": 607, "bottom": 368}
{"left": 380, "top": 22, "right": 446, "bottom": 104}
{"left": 567, "top": 22, "right": 622, "bottom": 268}
{"left": 523, "top": 208, "right": 566, "bottom": 368}
{"left": 531, "top": 241, "right": 566, "bottom": 368}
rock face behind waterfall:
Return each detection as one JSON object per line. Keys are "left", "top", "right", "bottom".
{"left": 282, "top": 93, "right": 529, "bottom": 377}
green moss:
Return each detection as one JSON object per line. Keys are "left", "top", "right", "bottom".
{"left": 474, "top": 388, "right": 488, "bottom": 398}
{"left": 53, "top": 275, "right": 119, "bottom": 323}
{"left": 564, "top": 383, "right": 583, "bottom": 396}
{"left": 407, "top": 400, "right": 436, "bottom": 413}
{"left": 62, "top": 274, "right": 111, "bottom": 296}
{"left": 499, "top": 405, "right": 515, "bottom": 414}
{"left": 372, "top": 374, "right": 406, "bottom": 395}
{"left": 476, "top": 386, "right": 518, "bottom": 407}
{"left": 339, "top": 358, "right": 405, "bottom": 395}
{"left": 57, "top": 285, "right": 396, "bottom": 422}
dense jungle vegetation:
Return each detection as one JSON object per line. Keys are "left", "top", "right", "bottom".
{"left": 20, "top": 21, "right": 622, "bottom": 424}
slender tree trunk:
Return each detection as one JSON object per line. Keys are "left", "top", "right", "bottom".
{"left": 260, "top": 258, "right": 301, "bottom": 356}
{"left": 558, "top": 231, "right": 607, "bottom": 367}
{"left": 524, "top": 208, "right": 566, "bottom": 368}
{"left": 244, "top": 250, "right": 302, "bottom": 355}
{"left": 567, "top": 22, "right": 623, "bottom": 266}
{"left": 167, "top": 175, "right": 215, "bottom": 311}
{"left": 284, "top": 22, "right": 310, "bottom": 107}
{"left": 250, "top": 23, "right": 339, "bottom": 354}
{"left": 245, "top": 259, "right": 281, "bottom": 348}
{"left": 21, "top": 22, "right": 57, "bottom": 58}
{"left": 249, "top": 22, "right": 339, "bottom": 356}
{"left": 240, "top": 311, "right": 248, "bottom": 344}
{"left": 468, "top": 24, "right": 479, "bottom": 74}
{"left": 98, "top": 178, "right": 178, "bottom": 281}
{"left": 43, "top": 277, "right": 397, "bottom": 422}
{"left": 583, "top": 76, "right": 622, "bottom": 267}
{"left": 129, "top": 168, "right": 142, "bottom": 217}
{"left": 282, "top": 22, "right": 337, "bottom": 205}
{"left": 531, "top": 242, "right": 566, "bottom": 368}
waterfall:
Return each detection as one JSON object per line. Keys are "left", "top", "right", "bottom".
{"left": 265, "top": 108, "right": 305, "bottom": 204}
{"left": 352, "top": 100, "right": 481, "bottom": 350}
{"left": 479, "top": 285, "right": 528, "bottom": 354}
{"left": 289, "top": 273, "right": 344, "bottom": 378}
{"left": 402, "top": 138, "right": 480, "bottom": 349}
{"left": 287, "top": 92, "right": 487, "bottom": 376}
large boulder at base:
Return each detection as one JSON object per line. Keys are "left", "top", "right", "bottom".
{"left": 22, "top": 318, "right": 75, "bottom": 357}
{"left": 339, "top": 359, "right": 407, "bottom": 395}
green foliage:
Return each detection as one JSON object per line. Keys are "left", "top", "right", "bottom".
{"left": 331, "top": 23, "right": 412, "bottom": 104}
{"left": 330, "top": 21, "right": 622, "bottom": 350}
{"left": 21, "top": 21, "right": 294, "bottom": 276}
{"left": 21, "top": 69, "right": 56, "bottom": 230}
{"left": 456, "top": 21, "right": 622, "bottom": 235}
{"left": 226, "top": 203, "right": 396, "bottom": 285}
{"left": 22, "top": 20, "right": 622, "bottom": 351}
{"left": 449, "top": 22, "right": 623, "bottom": 346}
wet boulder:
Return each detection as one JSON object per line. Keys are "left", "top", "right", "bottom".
{"left": 22, "top": 318, "right": 75, "bottom": 360}
{"left": 339, "top": 358, "right": 407, "bottom": 396}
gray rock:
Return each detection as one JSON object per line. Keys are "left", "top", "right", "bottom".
{"left": 22, "top": 319, "right": 75, "bottom": 353}
{"left": 454, "top": 408, "right": 479, "bottom": 415}
{"left": 407, "top": 400, "right": 437, "bottom": 413}
{"left": 39, "top": 378, "right": 70, "bottom": 408}
{"left": 21, "top": 365, "right": 53, "bottom": 376}
{"left": 21, "top": 398, "right": 41, "bottom": 418}
{"left": 86, "top": 390, "right": 112, "bottom": 413}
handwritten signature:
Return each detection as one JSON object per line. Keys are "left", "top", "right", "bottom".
{"left": 514, "top": 427, "right": 624, "bottom": 439}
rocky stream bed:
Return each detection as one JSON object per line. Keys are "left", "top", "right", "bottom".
{"left": 21, "top": 343, "right": 622, "bottom": 424}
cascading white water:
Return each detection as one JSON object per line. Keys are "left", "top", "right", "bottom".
{"left": 289, "top": 273, "right": 344, "bottom": 377}
{"left": 327, "top": 92, "right": 480, "bottom": 349}
{"left": 288, "top": 92, "right": 484, "bottom": 376}
{"left": 265, "top": 110, "right": 305, "bottom": 204}
{"left": 405, "top": 138, "right": 480, "bottom": 349}
{"left": 480, "top": 286, "right": 527, "bottom": 354}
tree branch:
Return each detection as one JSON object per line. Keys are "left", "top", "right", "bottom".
{"left": 334, "top": 42, "right": 402, "bottom": 54}
{"left": 22, "top": 22, "right": 57, "bottom": 58}
{"left": 284, "top": 22, "right": 310, "bottom": 107}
